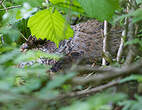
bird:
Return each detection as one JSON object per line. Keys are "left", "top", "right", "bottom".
{"left": 20, "top": 19, "right": 121, "bottom": 71}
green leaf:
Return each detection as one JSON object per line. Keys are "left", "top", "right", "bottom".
{"left": 114, "top": 8, "right": 142, "bottom": 24}
{"left": 77, "top": 0, "right": 120, "bottom": 21}
{"left": 47, "top": 72, "right": 76, "bottom": 90}
{"left": 50, "top": 0, "right": 84, "bottom": 14}
{"left": 136, "top": 0, "right": 142, "bottom": 4}
{"left": 61, "top": 102, "right": 91, "bottom": 110}
{"left": 0, "top": 49, "right": 20, "bottom": 64}
{"left": 0, "top": 93, "right": 18, "bottom": 102}
{"left": 60, "top": 92, "right": 127, "bottom": 110}
{"left": 13, "top": 0, "right": 43, "bottom": 7}
{"left": 120, "top": 75, "right": 142, "bottom": 83}
{"left": 15, "top": 50, "right": 62, "bottom": 63}
{"left": 28, "top": 8, "right": 74, "bottom": 47}
{"left": 16, "top": 3, "right": 38, "bottom": 20}
{"left": 124, "top": 38, "right": 142, "bottom": 49}
{"left": 118, "top": 95, "right": 142, "bottom": 110}
{"left": 132, "top": 8, "right": 142, "bottom": 23}
{"left": 0, "top": 26, "right": 20, "bottom": 42}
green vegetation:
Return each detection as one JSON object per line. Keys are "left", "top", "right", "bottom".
{"left": 0, "top": 0, "right": 142, "bottom": 110}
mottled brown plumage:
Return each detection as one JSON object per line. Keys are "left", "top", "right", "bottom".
{"left": 20, "top": 19, "right": 121, "bottom": 71}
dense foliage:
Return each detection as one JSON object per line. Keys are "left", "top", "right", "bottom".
{"left": 1, "top": 0, "right": 142, "bottom": 110}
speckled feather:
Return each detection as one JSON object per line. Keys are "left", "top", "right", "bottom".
{"left": 20, "top": 19, "right": 121, "bottom": 70}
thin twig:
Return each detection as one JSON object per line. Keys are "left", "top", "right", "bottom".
{"left": 74, "top": 65, "right": 113, "bottom": 73}
{"left": 20, "top": 32, "right": 28, "bottom": 41}
{"left": 0, "top": 0, "right": 5, "bottom": 5}
{"left": 0, "top": 5, "right": 22, "bottom": 11}
{"left": 1, "top": 2, "right": 7, "bottom": 12}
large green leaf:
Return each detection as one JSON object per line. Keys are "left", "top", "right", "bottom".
{"left": 77, "top": 0, "right": 120, "bottom": 21}
{"left": 28, "top": 8, "right": 74, "bottom": 47}
{"left": 50, "top": 0, "right": 84, "bottom": 14}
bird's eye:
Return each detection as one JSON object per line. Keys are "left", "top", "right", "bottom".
{"left": 71, "top": 52, "right": 81, "bottom": 57}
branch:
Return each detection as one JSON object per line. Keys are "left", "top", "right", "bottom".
{"left": 0, "top": 79, "right": 121, "bottom": 105}
{"left": 43, "top": 79, "right": 120, "bottom": 104}
{"left": 72, "top": 59, "right": 142, "bottom": 85}
{"left": 76, "top": 65, "right": 113, "bottom": 74}
{"left": 124, "top": 20, "right": 135, "bottom": 65}
{"left": 124, "top": 0, "right": 139, "bottom": 99}
{"left": 0, "top": 5, "right": 22, "bottom": 11}
{"left": 124, "top": 0, "right": 139, "bottom": 65}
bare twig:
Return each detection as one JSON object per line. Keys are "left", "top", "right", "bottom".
{"left": 72, "top": 59, "right": 142, "bottom": 85}
{"left": 116, "top": 35, "right": 125, "bottom": 62}
{"left": 20, "top": 32, "right": 28, "bottom": 41}
{"left": 117, "top": 8, "right": 128, "bottom": 62}
{"left": 0, "top": 5, "right": 22, "bottom": 11}
{"left": 0, "top": 0, "right": 5, "bottom": 5}
{"left": 75, "top": 65, "right": 113, "bottom": 73}
{"left": 1, "top": 2, "right": 7, "bottom": 12}
{"left": 102, "top": 20, "right": 108, "bottom": 65}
